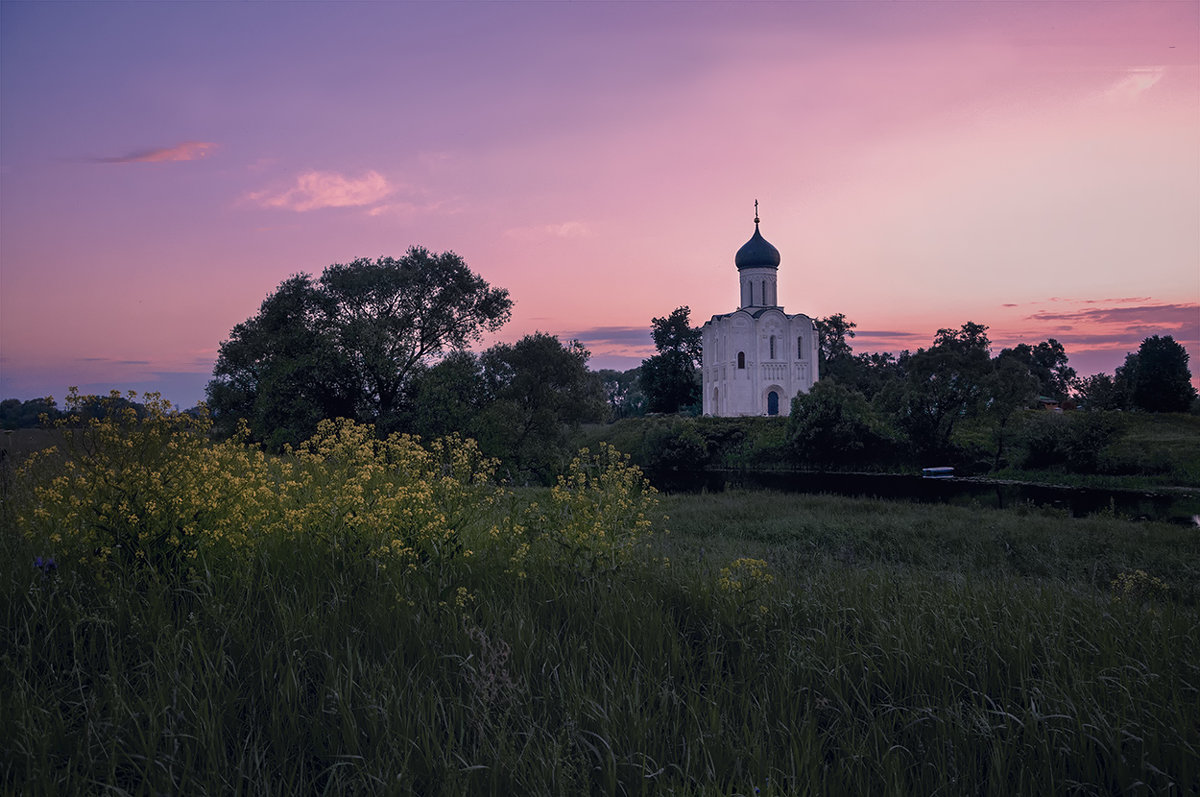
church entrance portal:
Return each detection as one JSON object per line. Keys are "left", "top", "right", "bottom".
{"left": 767, "top": 390, "right": 780, "bottom": 416}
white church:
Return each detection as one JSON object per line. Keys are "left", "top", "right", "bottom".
{"left": 701, "top": 206, "right": 819, "bottom": 417}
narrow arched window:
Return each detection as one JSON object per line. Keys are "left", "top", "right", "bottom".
{"left": 769, "top": 335, "right": 776, "bottom": 360}
{"left": 797, "top": 336, "right": 803, "bottom": 359}
{"left": 737, "top": 351, "right": 745, "bottom": 369}
{"left": 762, "top": 280, "right": 766, "bottom": 305}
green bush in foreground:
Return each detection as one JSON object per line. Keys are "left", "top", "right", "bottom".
{"left": 2, "top": 394, "right": 1197, "bottom": 794}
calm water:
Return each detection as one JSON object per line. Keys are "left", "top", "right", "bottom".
{"left": 648, "top": 470, "right": 1200, "bottom": 526}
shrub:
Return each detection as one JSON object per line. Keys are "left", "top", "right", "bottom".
{"left": 283, "top": 420, "right": 498, "bottom": 569}
{"left": 642, "top": 419, "right": 709, "bottom": 471}
{"left": 1112, "top": 569, "right": 1169, "bottom": 603}
{"left": 1015, "top": 411, "right": 1119, "bottom": 473}
{"left": 501, "top": 444, "right": 660, "bottom": 575}
{"left": 17, "top": 390, "right": 277, "bottom": 573}
{"left": 15, "top": 391, "right": 499, "bottom": 579}
{"left": 788, "top": 380, "right": 895, "bottom": 469}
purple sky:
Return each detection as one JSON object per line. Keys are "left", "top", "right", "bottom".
{"left": 2, "top": 1, "right": 1197, "bottom": 407}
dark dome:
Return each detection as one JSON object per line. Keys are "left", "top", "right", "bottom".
{"left": 735, "top": 223, "right": 780, "bottom": 270}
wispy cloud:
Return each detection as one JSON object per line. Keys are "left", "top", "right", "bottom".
{"left": 366, "top": 202, "right": 420, "bottom": 217}
{"left": 552, "top": 326, "right": 656, "bottom": 364}
{"left": 504, "top": 221, "right": 593, "bottom": 241}
{"left": 1025, "top": 302, "right": 1197, "bottom": 329}
{"left": 1102, "top": 66, "right": 1165, "bottom": 101}
{"left": 561, "top": 326, "right": 652, "bottom": 348}
{"left": 248, "top": 170, "right": 393, "bottom": 212}
{"left": 97, "top": 141, "right": 217, "bottom": 164}
{"left": 1080, "top": 297, "right": 1152, "bottom": 305}
{"left": 365, "top": 197, "right": 458, "bottom": 218}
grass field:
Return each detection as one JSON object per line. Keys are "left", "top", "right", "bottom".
{"left": 3, "top": 404, "right": 1198, "bottom": 794}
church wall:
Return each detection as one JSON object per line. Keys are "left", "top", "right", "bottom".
{"left": 702, "top": 311, "right": 819, "bottom": 417}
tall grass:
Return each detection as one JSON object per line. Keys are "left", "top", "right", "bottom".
{"left": 3, "top": 395, "right": 1197, "bottom": 794}
{"left": 6, "top": 528, "right": 1196, "bottom": 795}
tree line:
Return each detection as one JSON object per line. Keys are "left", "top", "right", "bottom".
{"left": 604, "top": 307, "right": 1197, "bottom": 429}
{"left": 783, "top": 316, "right": 1195, "bottom": 474}
{"left": 3, "top": 250, "right": 1194, "bottom": 478}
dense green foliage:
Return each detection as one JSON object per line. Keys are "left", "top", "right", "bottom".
{"left": 0, "top": 398, "right": 61, "bottom": 429}
{"left": 814, "top": 313, "right": 857, "bottom": 378}
{"left": 639, "top": 306, "right": 702, "bottom": 414}
{"left": 3, "top": 400, "right": 1197, "bottom": 794}
{"left": 811, "top": 319, "right": 1195, "bottom": 432}
{"left": 989, "top": 410, "right": 1200, "bottom": 488}
{"left": 406, "top": 333, "right": 606, "bottom": 481}
{"left": 995, "top": 339, "right": 1076, "bottom": 402}
{"left": 595, "top": 367, "right": 647, "bottom": 420}
{"left": 786, "top": 381, "right": 896, "bottom": 468}
{"left": 475, "top": 333, "right": 607, "bottom": 479}
{"left": 577, "top": 409, "right": 1200, "bottom": 487}
{"left": 1118, "top": 335, "right": 1198, "bottom": 413}
{"left": 206, "top": 249, "right": 512, "bottom": 447}
{"left": 798, "top": 321, "right": 1043, "bottom": 461}
{"left": 576, "top": 416, "right": 792, "bottom": 473}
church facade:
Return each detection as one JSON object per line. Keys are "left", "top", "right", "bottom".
{"left": 701, "top": 210, "right": 819, "bottom": 417}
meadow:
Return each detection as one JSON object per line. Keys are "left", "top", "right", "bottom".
{"left": 2, "top": 394, "right": 1198, "bottom": 795}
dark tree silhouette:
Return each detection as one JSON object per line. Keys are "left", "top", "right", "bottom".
{"left": 478, "top": 333, "right": 605, "bottom": 477}
{"left": 639, "top": 307, "right": 702, "bottom": 414}
{"left": 207, "top": 248, "right": 511, "bottom": 446}
{"left": 996, "top": 339, "right": 1076, "bottom": 402}
{"left": 1118, "top": 335, "right": 1197, "bottom": 413}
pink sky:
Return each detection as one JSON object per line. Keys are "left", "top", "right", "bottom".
{"left": 1, "top": 2, "right": 1196, "bottom": 407}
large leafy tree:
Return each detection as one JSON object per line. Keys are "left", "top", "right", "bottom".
{"left": 1072, "top": 372, "right": 1124, "bottom": 411}
{"left": 594, "top": 367, "right": 646, "bottom": 420}
{"left": 890, "top": 322, "right": 994, "bottom": 457}
{"left": 477, "top": 333, "right": 606, "bottom": 478}
{"left": 1117, "top": 335, "right": 1197, "bottom": 413}
{"left": 640, "top": 306, "right": 702, "bottom": 414}
{"left": 984, "top": 356, "right": 1041, "bottom": 468}
{"left": 406, "top": 350, "right": 487, "bottom": 441}
{"left": 207, "top": 248, "right": 512, "bottom": 446}
{"left": 206, "top": 274, "right": 357, "bottom": 447}
{"left": 996, "top": 339, "right": 1076, "bottom": 402}
{"left": 815, "top": 313, "right": 857, "bottom": 375}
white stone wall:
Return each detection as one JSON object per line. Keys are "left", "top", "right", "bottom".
{"left": 738, "top": 266, "right": 778, "bottom": 309}
{"left": 701, "top": 310, "right": 818, "bottom": 417}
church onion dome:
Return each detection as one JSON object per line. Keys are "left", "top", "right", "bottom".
{"left": 735, "top": 220, "right": 781, "bottom": 270}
